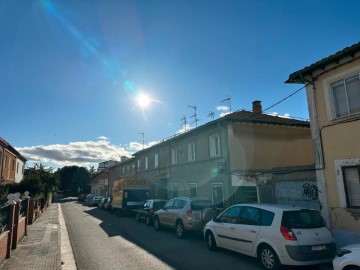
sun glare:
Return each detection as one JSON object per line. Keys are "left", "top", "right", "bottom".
{"left": 137, "top": 93, "right": 151, "bottom": 108}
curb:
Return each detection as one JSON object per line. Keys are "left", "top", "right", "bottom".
{"left": 59, "top": 204, "right": 77, "bottom": 270}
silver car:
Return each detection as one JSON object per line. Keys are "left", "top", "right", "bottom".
{"left": 153, "top": 197, "right": 216, "bottom": 238}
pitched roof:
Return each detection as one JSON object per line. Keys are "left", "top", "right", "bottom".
{"left": 224, "top": 110, "right": 310, "bottom": 127}
{"left": 133, "top": 110, "right": 309, "bottom": 155}
{"left": 286, "top": 41, "right": 360, "bottom": 84}
{"left": 0, "top": 136, "right": 27, "bottom": 162}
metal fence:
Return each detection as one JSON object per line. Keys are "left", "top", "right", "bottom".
{"left": 20, "top": 199, "right": 26, "bottom": 217}
{"left": 0, "top": 204, "right": 9, "bottom": 233}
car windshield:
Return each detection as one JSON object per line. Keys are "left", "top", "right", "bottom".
{"left": 282, "top": 210, "right": 325, "bottom": 229}
{"left": 191, "top": 200, "right": 212, "bottom": 210}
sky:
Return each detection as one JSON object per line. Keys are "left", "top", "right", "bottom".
{"left": 1, "top": 0, "right": 360, "bottom": 170}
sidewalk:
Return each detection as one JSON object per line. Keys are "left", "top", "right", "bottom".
{"left": 0, "top": 202, "right": 76, "bottom": 270}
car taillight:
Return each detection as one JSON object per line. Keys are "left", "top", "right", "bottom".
{"left": 186, "top": 209, "right": 193, "bottom": 217}
{"left": 280, "top": 226, "right": 297, "bottom": 241}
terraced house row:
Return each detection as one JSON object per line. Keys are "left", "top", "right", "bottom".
{"left": 93, "top": 42, "right": 360, "bottom": 248}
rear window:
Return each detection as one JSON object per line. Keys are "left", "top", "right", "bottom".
{"left": 282, "top": 210, "right": 325, "bottom": 229}
{"left": 153, "top": 201, "right": 166, "bottom": 209}
{"left": 191, "top": 200, "right": 212, "bottom": 210}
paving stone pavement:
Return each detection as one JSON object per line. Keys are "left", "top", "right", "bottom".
{"left": 0, "top": 203, "right": 62, "bottom": 270}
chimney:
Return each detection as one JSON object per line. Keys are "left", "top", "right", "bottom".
{"left": 252, "top": 100, "right": 262, "bottom": 113}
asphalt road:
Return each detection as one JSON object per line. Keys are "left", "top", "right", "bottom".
{"left": 61, "top": 199, "right": 265, "bottom": 270}
{"left": 61, "top": 199, "right": 328, "bottom": 270}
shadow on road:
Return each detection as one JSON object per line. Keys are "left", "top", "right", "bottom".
{"left": 63, "top": 200, "right": 332, "bottom": 270}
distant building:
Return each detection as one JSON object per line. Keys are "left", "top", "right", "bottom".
{"left": 97, "top": 160, "right": 122, "bottom": 172}
{"left": 286, "top": 41, "right": 360, "bottom": 246}
{"left": 0, "top": 137, "right": 27, "bottom": 184}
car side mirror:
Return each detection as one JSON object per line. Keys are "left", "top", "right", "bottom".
{"left": 212, "top": 217, "right": 218, "bottom": 222}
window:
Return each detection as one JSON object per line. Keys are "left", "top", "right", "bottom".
{"left": 211, "top": 183, "right": 224, "bottom": 208}
{"left": 145, "top": 156, "right": 148, "bottom": 170}
{"left": 171, "top": 148, "right": 178, "bottom": 165}
{"left": 331, "top": 75, "right": 360, "bottom": 118}
{"left": 154, "top": 153, "right": 159, "bottom": 168}
{"left": 240, "top": 207, "right": 260, "bottom": 225}
{"left": 343, "top": 166, "right": 360, "bottom": 208}
{"left": 172, "top": 183, "right": 179, "bottom": 197}
{"left": 17, "top": 162, "right": 19, "bottom": 173}
{"left": 209, "top": 134, "right": 220, "bottom": 157}
{"left": 137, "top": 159, "right": 141, "bottom": 171}
{"left": 122, "top": 167, "right": 125, "bottom": 175}
{"left": 189, "top": 183, "right": 197, "bottom": 198}
{"left": 132, "top": 164, "right": 135, "bottom": 175}
{"left": 187, "top": 142, "right": 195, "bottom": 162}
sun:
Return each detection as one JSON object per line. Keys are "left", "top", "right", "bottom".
{"left": 136, "top": 93, "right": 151, "bottom": 108}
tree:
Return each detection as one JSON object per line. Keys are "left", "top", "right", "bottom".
{"left": 56, "top": 166, "right": 92, "bottom": 196}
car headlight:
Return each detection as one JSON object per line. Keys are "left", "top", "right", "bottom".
{"left": 336, "top": 248, "right": 352, "bottom": 257}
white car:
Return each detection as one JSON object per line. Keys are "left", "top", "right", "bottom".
{"left": 204, "top": 204, "right": 336, "bottom": 270}
{"left": 333, "top": 243, "right": 360, "bottom": 270}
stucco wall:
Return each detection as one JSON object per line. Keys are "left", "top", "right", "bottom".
{"left": 228, "top": 123, "right": 314, "bottom": 171}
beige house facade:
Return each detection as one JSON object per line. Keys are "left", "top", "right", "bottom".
{"left": 286, "top": 42, "right": 360, "bottom": 246}
{"left": 133, "top": 101, "right": 315, "bottom": 210}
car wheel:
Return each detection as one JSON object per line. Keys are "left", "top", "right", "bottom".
{"left": 176, "top": 221, "right": 185, "bottom": 239}
{"left": 346, "top": 267, "right": 360, "bottom": 270}
{"left": 136, "top": 213, "right": 140, "bottom": 222}
{"left": 145, "top": 216, "right": 151, "bottom": 226}
{"left": 258, "top": 245, "right": 281, "bottom": 270}
{"left": 205, "top": 231, "right": 217, "bottom": 251}
{"left": 154, "top": 216, "right": 161, "bottom": 231}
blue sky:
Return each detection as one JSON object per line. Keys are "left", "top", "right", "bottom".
{"left": 1, "top": 0, "right": 360, "bottom": 169}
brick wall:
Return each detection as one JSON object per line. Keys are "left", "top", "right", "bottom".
{"left": 0, "top": 231, "right": 9, "bottom": 264}
{"left": 17, "top": 217, "right": 26, "bottom": 244}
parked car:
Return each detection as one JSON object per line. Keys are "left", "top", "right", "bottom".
{"left": 85, "top": 194, "right": 94, "bottom": 206}
{"left": 153, "top": 197, "right": 217, "bottom": 238}
{"left": 105, "top": 196, "right": 112, "bottom": 211}
{"left": 136, "top": 199, "right": 167, "bottom": 225}
{"left": 98, "top": 197, "right": 108, "bottom": 209}
{"left": 204, "top": 204, "right": 336, "bottom": 270}
{"left": 333, "top": 243, "right": 360, "bottom": 270}
{"left": 91, "top": 196, "right": 103, "bottom": 206}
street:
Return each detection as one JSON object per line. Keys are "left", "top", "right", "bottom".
{"left": 61, "top": 199, "right": 326, "bottom": 270}
{"left": 61, "top": 199, "right": 265, "bottom": 270}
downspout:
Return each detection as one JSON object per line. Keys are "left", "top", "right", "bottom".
{"left": 224, "top": 120, "right": 233, "bottom": 207}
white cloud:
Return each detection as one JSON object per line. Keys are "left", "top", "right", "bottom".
{"left": 268, "top": 112, "right": 291, "bottom": 118}
{"left": 216, "top": 105, "right": 230, "bottom": 117}
{"left": 16, "top": 139, "right": 132, "bottom": 169}
{"left": 97, "top": 136, "right": 109, "bottom": 141}
{"left": 128, "top": 141, "right": 159, "bottom": 151}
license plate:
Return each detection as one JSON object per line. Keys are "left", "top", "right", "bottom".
{"left": 312, "top": 245, "right": 327, "bottom": 251}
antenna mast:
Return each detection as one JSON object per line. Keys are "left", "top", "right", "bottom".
{"left": 188, "top": 105, "right": 199, "bottom": 128}
{"left": 207, "top": 111, "right": 215, "bottom": 120}
{"left": 181, "top": 116, "right": 187, "bottom": 132}
{"left": 221, "top": 96, "right": 232, "bottom": 113}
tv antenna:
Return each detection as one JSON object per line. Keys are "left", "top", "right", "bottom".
{"left": 181, "top": 116, "right": 187, "bottom": 132}
{"left": 221, "top": 96, "right": 232, "bottom": 113}
{"left": 207, "top": 111, "right": 215, "bottom": 120}
{"left": 188, "top": 105, "right": 199, "bottom": 128}
{"left": 138, "top": 132, "right": 145, "bottom": 149}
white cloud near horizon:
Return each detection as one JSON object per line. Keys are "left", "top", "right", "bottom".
{"left": 16, "top": 138, "right": 161, "bottom": 169}
{"left": 17, "top": 139, "right": 133, "bottom": 169}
